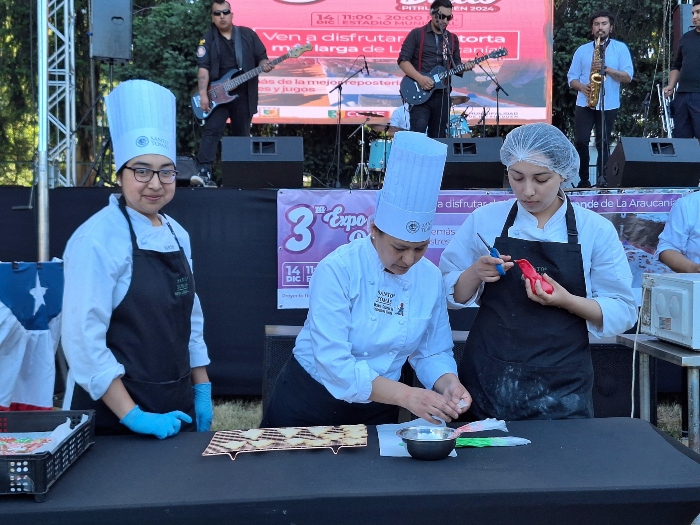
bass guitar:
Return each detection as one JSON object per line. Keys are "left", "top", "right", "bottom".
{"left": 191, "top": 43, "right": 312, "bottom": 120}
{"left": 400, "top": 47, "right": 508, "bottom": 105}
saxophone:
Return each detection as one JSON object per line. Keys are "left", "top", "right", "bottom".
{"left": 587, "top": 36, "right": 603, "bottom": 109}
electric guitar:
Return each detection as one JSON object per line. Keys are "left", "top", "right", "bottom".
{"left": 400, "top": 47, "right": 508, "bottom": 105}
{"left": 191, "top": 43, "right": 312, "bottom": 120}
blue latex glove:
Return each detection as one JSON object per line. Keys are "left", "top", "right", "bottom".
{"left": 120, "top": 405, "right": 192, "bottom": 439}
{"left": 193, "top": 382, "right": 214, "bottom": 432}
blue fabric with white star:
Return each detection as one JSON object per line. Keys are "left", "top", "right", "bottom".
{"left": 0, "top": 262, "right": 63, "bottom": 331}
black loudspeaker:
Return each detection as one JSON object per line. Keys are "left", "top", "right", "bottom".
{"left": 90, "top": 0, "right": 133, "bottom": 63}
{"left": 175, "top": 156, "right": 198, "bottom": 187}
{"left": 673, "top": 4, "right": 695, "bottom": 56}
{"left": 436, "top": 138, "right": 505, "bottom": 189}
{"left": 590, "top": 344, "right": 650, "bottom": 421}
{"left": 605, "top": 138, "right": 700, "bottom": 188}
{"left": 262, "top": 326, "right": 300, "bottom": 414}
{"left": 221, "top": 137, "right": 304, "bottom": 189}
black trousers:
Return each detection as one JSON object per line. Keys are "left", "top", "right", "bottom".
{"left": 410, "top": 89, "right": 450, "bottom": 138}
{"left": 573, "top": 105, "right": 617, "bottom": 185}
{"left": 261, "top": 356, "right": 399, "bottom": 428}
{"left": 671, "top": 92, "right": 700, "bottom": 140}
{"left": 197, "top": 88, "right": 251, "bottom": 169}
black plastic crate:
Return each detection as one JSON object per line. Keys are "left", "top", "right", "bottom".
{"left": 0, "top": 410, "right": 95, "bottom": 502}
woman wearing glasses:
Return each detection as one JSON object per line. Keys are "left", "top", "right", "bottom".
{"left": 62, "top": 80, "right": 213, "bottom": 439}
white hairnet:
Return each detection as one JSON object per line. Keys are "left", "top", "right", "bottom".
{"left": 500, "top": 123, "right": 580, "bottom": 182}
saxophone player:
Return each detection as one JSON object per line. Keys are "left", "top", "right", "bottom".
{"left": 567, "top": 10, "right": 633, "bottom": 188}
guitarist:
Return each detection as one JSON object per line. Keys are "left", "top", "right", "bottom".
{"left": 193, "top": 1, "right": 274, "bottom": 187}
{"left": 397, "top": 0, "right": 473, "bottom": 138}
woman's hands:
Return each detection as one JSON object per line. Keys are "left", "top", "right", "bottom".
{"left": 370, "top": 375, "right": 471, "bottom": 424}
{"left": 402, "top": 374, "right": 472, "bottom": 425}
{"left": 474, "top": 254, "right": 514, "bottom": 283}
{"left": 524, "top": 273, "right": 604, "bottom": 327}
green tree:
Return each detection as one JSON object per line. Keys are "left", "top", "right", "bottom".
{"left": 0, "top": 2, "right": 36, "bottom": 185}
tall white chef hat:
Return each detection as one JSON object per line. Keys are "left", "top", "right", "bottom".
{"left": 373, "top": 131, "right": 447, "bottom": 242}
{"left": 105, "top": 79, "right": 177, "bottom": 171}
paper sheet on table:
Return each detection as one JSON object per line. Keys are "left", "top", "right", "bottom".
{"left": 376, "top": 418, "right": 457, "bottom": 458}
{"left": 3, "top": 414, "right": 90, "bottom": 455}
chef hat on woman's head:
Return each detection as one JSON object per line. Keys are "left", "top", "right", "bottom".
{"left": 106, "top": 79, "right": 177, "bottom": 171}
{"left": 500, "top": 123, "right": 580, "bottom": 182}
{"left": 374, "top": 131, "right": 447, "bottom": 242}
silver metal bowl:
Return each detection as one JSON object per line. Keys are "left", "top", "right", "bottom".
{"left": 396, "top": 426, "right": 458, "bottom": 461}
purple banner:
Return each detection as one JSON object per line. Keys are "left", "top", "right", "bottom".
{"left": 277, "top": 189, "right": 692, "bottom": 309}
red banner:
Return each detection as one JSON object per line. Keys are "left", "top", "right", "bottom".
{"left": 229, "top": 0, "right": 553, "bottom": 125}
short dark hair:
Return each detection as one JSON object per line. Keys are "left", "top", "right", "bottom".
{"left": 211, "top": 0, "right": 230, "bottom": 8}
{"left": 694, "top": 0, "right": 700, "bottom": 7}
{"left": 430, "top": 0, "right": 452, "bottom": 14}
{"left": 589, "top": 9, "right": 615, "bottom": 28}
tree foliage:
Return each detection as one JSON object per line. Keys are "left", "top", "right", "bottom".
{"left": 0, "top": 0, "right": 677, "bottom": 187}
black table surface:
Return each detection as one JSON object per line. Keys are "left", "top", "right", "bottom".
{"left": 4, "top": 418, "right": 700, "bottom": 525}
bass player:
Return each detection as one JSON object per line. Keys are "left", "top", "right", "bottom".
{"left": 397, "top": 0, "right": 473, "bottom": 138}
{"left": 193, "top": 1, "right": 274, "bottom": 187}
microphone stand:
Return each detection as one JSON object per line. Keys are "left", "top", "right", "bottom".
{"left": 477, "top": 62, "right": 509, "bottom": 137}
{"left": 329, "top": 63, "right": 364, "bottom": 188}
{"left": 598, "top": 41, "right": 608, "bottom": 187}
{"left": 477, "top": 107, "right": 487, "bottom": 137}
{"left": 348, "top": 117, "right": 370, "bottom": 189}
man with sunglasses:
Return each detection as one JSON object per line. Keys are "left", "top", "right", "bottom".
{"left": 192, "top": 1, "right": 273, "bottom": 187}
{"left": 398, "top": 0, "right": 471, "bottom": 138}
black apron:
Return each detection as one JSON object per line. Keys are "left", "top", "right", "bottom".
{"left": 459, "top": 198, "right": 594, "bottom": 421}
{"left": 72, "top": 198, "right": 196, "bottom": 435}
{"left": 261, "top": 356, "right": 400, "bottom": 428}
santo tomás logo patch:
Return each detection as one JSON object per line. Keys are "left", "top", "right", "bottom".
{"left": 136, "top": 136, "right": 149, "bottom": 148}
{"left": 406, "top": 221, "right": 420, "bottom": 235}
{"left": 197, "top": 45, "right": 207, "bottom": 58}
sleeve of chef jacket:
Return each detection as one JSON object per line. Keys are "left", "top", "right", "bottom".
{"left": 585, "top": 216, "right": 637, "bottom": 338}
{"left": 408, "top": 276, "right": 458, "bottom": 390}
{"left": 305, "top": 256, "right": 379, "bottom": 403}
{"left": 61, "top": 234, "right": 126, "bottom": 401}
{"left": 439, "top": 210, "right": 486, "bottom": 308}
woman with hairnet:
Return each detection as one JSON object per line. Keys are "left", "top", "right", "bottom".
{"left": 439, "top": 123, "right": 636, "bottom": 421}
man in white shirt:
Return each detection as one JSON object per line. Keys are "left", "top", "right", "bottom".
{"left": 567, "top": 9, "right": 633, "bottom": 188}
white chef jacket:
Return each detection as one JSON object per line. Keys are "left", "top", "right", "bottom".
{"left": 61, "top": 194, "right": 209, "bottom": 401}
{"left": 293, "top": 235, "right": 457, "bottom": 403}
{"left": 439, "top": 198, "right": 637, "bottom": 339}
{"left": 655, "top": 191, "right": 700, "bottom": 264}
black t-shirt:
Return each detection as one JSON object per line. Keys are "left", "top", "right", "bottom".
{"left": 397, "top": 23, "right": 461, "bottom": 76}
{"left": 672, "top": 29, "right": 700, "bottom": 93}
{"left": 217, "top": 32, "right": 239, "bottom": 76}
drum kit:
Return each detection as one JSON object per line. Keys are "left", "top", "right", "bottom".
{"left": 350, "top": 95, "right": 471, "bottom": 189}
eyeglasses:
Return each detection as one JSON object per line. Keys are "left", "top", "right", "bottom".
{"left": 434, "top": 12, "right": 453, "bottom": 21}
{"left": 124, "top": 166, "right": 178, "bottom": 184}
{"left": 212, "top": 9, "right": 231, "bottom": 16}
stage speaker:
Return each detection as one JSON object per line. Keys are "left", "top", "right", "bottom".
{"left": 673, "top": 4, "right": 695, "bottom": 56}
{"left": 221, "top": 137, "right": 304, "bottom": 189}
{"left": 175, "top": 156, "right": 198, "bottom": 187}
{"left": 605, "top": 137, "right": 700, "bottom": 188}
{"left": 590, "top": 343, "right": 649, "bottom": 421}
{"left": 262, "top": 326, "right": 300, "bottom": 414}
{"left": 90, "top": 0, "right": 133, "bottom": 63}
{"left": 436, "top": 138, "right": 505, "bottom": 189}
